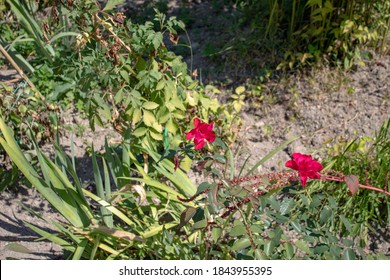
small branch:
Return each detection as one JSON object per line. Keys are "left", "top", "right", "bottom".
{"left": 0, "top": 44, "right": 37, "bottom": 92}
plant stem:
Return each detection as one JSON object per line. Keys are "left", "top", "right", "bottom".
{"left": 321, "top": 174, "right": 390, "bottom": 196}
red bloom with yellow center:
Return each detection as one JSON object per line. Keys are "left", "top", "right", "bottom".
{"left": 185, "top": 118, "right": 216, "bottom": 150}
{"left": 285, "top": 153, "right": 323, "bottom": 187}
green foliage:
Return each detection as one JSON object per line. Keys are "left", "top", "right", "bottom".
{"left": 319, "top": 119, "right": 390, "bottom": 239}
{"left": 233, "top": 0, "right": 389, "bottom": 70}
{"left": 1, "top": 0, "right": 388, "bottom": 260}
{"left": 0, "top": 0, "right": 240, "bottom": 189}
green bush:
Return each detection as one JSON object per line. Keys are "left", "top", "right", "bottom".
{"left": 233, "top": 0, "right": 389, "bottom": 70}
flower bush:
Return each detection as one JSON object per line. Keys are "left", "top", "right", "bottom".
{"left": 0, "top": 1, "right": 388, "bottom": 260}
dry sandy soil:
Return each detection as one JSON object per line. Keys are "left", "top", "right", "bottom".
{"left": 0, "top": 0, "right": 389, "bottom": 259}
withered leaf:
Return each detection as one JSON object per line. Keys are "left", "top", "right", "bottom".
{"left": 345, "top": 175, "right": 359, "bottom": 196}
{"left": 169, "top": 33, "right": 179, "bottom": 45}
{"left": 93, "top": 226, "right": 145, "bottom": 242}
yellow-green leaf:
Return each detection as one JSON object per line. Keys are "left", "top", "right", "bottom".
{"left": 133, "top": 127, "right": 148, "bottom": 137}
{"left": 149, "top": 129, "right": 163, "bottom": 141}
{"left": 132, "top": 108, "right": 142, "bottom": 125}
{"left": 235, "top": 86, "right": 245, "bottom": 94}
{"left": 143, "top": 101, "right": 160, "bottom": 110}
{"left": 143, "top": 110, "right": 156, "bottom": 127}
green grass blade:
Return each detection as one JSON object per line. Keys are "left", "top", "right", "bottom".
{"left": 0, "top": 117, "right": 88, "bottom": 227}
{"left": 82, "top": 188, "right": 136, "bottom": 227}
{"left": 24, "top": 222, "right": 75, "bottom": 254}
{"left": 6, "top": 0, "right": 54, "bottom": 60}
{"left": 103, "top": 158, "right": 113, "bottom": 227}
{"left": 245, "top": 136, "right": 299, "bottom": 176}
{"left": 227, "top": 148, "right": 235, "bottom": 180}
{"left": 72, "top": 239, "right": 88, "bottom": 260}
{"left": 92, "top": 146, "right": 113, "bottom": 227}
{"left": 142, "top": 222, "right": 178, "bottom": 239}
{"left": 49, "top": 31, "right": 79, "bottom": 44}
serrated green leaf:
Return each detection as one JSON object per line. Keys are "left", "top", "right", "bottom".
{"left": 132, "top": 127, "right": 148, "bottom": 137}
{"left": 340, "top": 215, "right": 352, "bottom": 233}
{"left": 156, "top": 79, "right": 165, "bottom": 91}
{"left": 319, "top": 206, "right": 332, "bottom": 224}
{"left": 132, "top": 108, "right": 142, "bottom": 125}
{"left": 149, "top": 129, "right": 163, "bottom": 141}
{"left": 143, "top": 101, "right": 160, "bottom": 110}
{"left": 143, "top": 110, "right": 156, "bottom": 127}
{"left": 280, "top": 198, "right": 294, "bottom": 215}
{"left": 120, "top": 70, "right": 129, "bottom": 83}
{"left": 235, "top": 86, "right": 245, "bottom": 94}
{"left": 102, "top": 0, "right": 124, "bottom": 11}
{"left": 166, "top": 118, "right": 178, "bottom": 134}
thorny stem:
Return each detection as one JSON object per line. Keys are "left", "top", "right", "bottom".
{"left": 178, "top": 169, "right": 389, "bottom": 223}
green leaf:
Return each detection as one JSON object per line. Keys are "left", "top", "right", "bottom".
{"left": 280, "top": 198, "right": 294, "bottom": 215}
{"left": 149, "top": 129, "right": 163, "bottom": 141}
{"left": 0, "top": 118, "right": 89, "bottom": 227}
{"left": 132, "top": 108, "right": 142, "bottom": 125}
{"left": 143, "top": 101, "right": 160, "bottom": 110}
{"left": 132, "top": 127, "right": 148, "bottom": 137}
{"left": 314, "top": 243, "right": 330, "bottom": 254}
{"left": 343, "top": 249, "right": 356, "bottom": 260}
{"left": 212, "top": 227, "right": 222, "bottom": 242}
{"left": 340, "top": 215, "right": 352, "bottom": 233}
{"left": 284, "top": 242, "right": 294, "bottom": 259}
{"left": 102, "top": 0, "right": 124, "bottom": 11}
{"left": 264, "top": 240, "right": 276, "bottom": 257}
{"left": 179, "top": 156, "right": 192, "bottom": 172}
{"left": 229, "top": 225, "right": 246, "bottom": 237}
{"left": 319, "top": 206, "right": 332, "bottom": 224}
{"left": 120, "top": 70, "right": 129, "bottom": 83}
{"left": 178, "top": 207, "right": 196, "bottom": 229}
{"left": 295, "top": 240, "right": 312, "bottom": 255}
{"left": 190, "top": 220, "right": 207, "bottom": 230}
{"left": 232, "top": 237, "right": 251, "bottom": 251}
{"left": 143, "top": 110, "right": 156, "bottom": 127}
{"left": 235, "top": 86, "right": 245, "bottom": 94}
{"left": 165, "top": 118, "right": 178, "bottom": 134}
{"left": 142, "top": 223, "right": 178, "bottom": 239}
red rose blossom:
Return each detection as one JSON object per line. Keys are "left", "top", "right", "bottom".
{"left": 285, "top": 153, "right": 323, "bottom": 187}
{"left": 185, "top": 118, "right": 216, "bottom": 150}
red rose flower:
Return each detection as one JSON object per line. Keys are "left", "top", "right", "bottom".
{"left": 285, "top": 153, "right": 323, "bottom": 187}
{"left": 185, "top": 118, "right": 216, "bottom": 150}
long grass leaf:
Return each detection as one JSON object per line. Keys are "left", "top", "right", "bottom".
{"left": 245, "top": 136, "right": 299, "bottom": 176}
{"left": 92, "top": 146, "right": 113, "bottom": 226}
{"left": 82, "top": 188, "right": 135, "bottom": 227}
{"left": 72, "top": 239, "right": 88, "bottom": 260}
{"left": 103, "top": 158, "right": 114, "bottom": 227}
{"left": 24, "top": 222, "right": 75, "bottom": 253}
{"left": 142, "top": 223, "right": 178, "bottom": 239}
